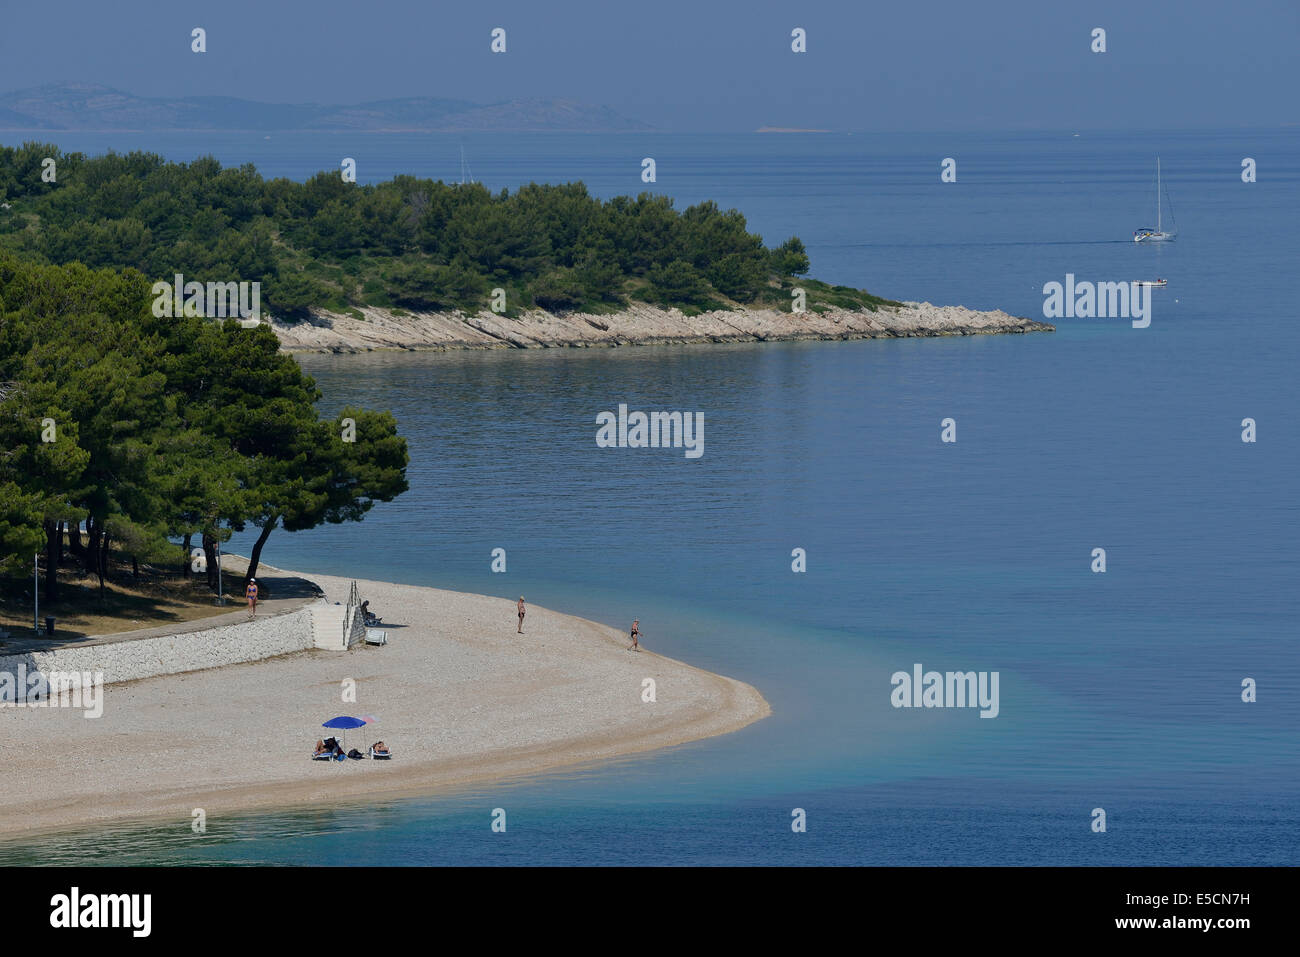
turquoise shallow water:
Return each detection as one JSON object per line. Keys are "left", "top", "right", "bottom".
{"left": 2, "top": 129, "right": 1297, "bottom": 864}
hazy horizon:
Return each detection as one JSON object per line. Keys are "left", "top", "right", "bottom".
{"left": 0, "top": 0, "right": 1295, "bottom": 133}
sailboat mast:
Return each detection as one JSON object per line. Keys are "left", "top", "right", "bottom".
{"left": 1156, "top": 158, "right": 1161, "bottom": 233}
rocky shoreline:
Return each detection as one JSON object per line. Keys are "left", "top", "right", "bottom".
{"left": 270, "top": 301, "right": 1053, "bottom": 353}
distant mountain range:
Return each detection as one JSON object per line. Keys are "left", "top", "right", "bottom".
{"left": 0, "top": 84, "right": 653, "bottom": 132}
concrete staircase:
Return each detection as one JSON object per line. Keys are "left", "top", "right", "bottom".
{"left": 308, "top": 599, "right": 347, "bottom": 650}
{"left": 308, "top": 596, "right": 367, "bottom": 651}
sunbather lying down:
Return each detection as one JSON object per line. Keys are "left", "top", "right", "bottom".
{"left": 371, "top": 740, "right": 390, "bottom": 755}
{"left": 314, "top": 737, "right": 344, "bottom": 757}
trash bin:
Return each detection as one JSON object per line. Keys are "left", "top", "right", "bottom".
{"left": 44, "top": 616, "right": 55, "bottom": 635}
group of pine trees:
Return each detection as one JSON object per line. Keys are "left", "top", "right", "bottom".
{"left": 0, "top": 142, "right": 811, "bottom": 317}
{"left": 0, "top": 253, "right": 408, "bottom": 598}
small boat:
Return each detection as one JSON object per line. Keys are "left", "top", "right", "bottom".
{"left": 1134, "top": 278, "right": 1168, "bottom": 287}
{"left": 1134, "top": 158, "right": 1176, "bottom": 243}
{"left": 455, "top": 145, "right": 475, "bottom": 186}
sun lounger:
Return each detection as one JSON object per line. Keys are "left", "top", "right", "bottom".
{"left": 313, "top": 737, "right": 345, "bottom": 760}
{"left": 364, "top": 628, "right": 387, "bottom": 646}
{"left": 369, "top": 746, "right": 392, "bottom": 760}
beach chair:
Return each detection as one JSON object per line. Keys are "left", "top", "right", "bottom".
{"left": 364, "top": 628, "right": 387, "bottom": 646}
{"left": 369, "top": 745, "right": 393, "bottom": 760}
{"left": 312, "top": 737, "right": 343, "bottom": 761}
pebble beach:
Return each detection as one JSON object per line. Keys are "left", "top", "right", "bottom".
{"left": 0, "top": 569, "right": 769, "bottom": 838}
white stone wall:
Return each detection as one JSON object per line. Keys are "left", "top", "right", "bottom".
{"left": 0, "top": 606, "right": 316, "bottom": 687}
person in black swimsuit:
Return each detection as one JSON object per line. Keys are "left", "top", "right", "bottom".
{"left": 628, "top": 620, "right": 640, "bottom": 652}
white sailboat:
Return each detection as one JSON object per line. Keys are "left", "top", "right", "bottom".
{"left": 1133, "top": 157, "right": 1176, "bottom": 243}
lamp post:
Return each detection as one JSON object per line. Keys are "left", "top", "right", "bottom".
{"left": 33, "top": 551, "right": 38, "bottom": 634}
{"left": 215, "top": 536, "right": 226, "bottom": 606}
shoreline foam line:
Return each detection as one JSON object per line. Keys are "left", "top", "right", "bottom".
{"left": 0, "top": 568, "right": 770, "bottom": 839}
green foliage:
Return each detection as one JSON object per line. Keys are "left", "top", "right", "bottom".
{"left": 264, "top": 266, "right": 332, "bottom": 317}
{"left": 646, "top": 259, "right": 710, "bottom": 307}
{"left": 527, "top": 267, "right": 587, "bottom": 312}
{"left": 770, "top": 236, "right": 810, "bottom": 277}
{"left": 0, "top": 144, "right": 890, "bottom": 317}
{"left": 0, "top": 481, "right": 45, "bottom": 576}
{"left": 706, "top": 252, "right": 768, "bottom": 302}
{"left": 788, "top": 278, "right": 903, "bottom": 312}
{"left": 0, "top": 253, "right": 410, "bottom": 589}
{"left": 383, "top": 258, "right": 486, "bottom": 311}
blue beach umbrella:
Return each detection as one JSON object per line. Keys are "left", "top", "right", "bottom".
{"left": 322, "top": 716, "right": 366, "bottom": 758}
{"left": 322, "top": 716, "right": 367, "bottom": 730}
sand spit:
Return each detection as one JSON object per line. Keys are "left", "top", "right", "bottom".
{"left": 0, "top": 570, "right": 769, "bottom": 838}
{"left": 271, "top": 302, "right": 1053, "bottom": 353}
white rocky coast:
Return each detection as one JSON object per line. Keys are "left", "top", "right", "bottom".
{"left": 270, "top": 302, "right": 1053, "bottom": 353}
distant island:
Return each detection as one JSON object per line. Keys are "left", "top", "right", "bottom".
{"left": 0, "top": 83, "right": 653, "bottom": 132}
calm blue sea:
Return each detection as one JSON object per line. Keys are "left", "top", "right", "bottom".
{"left": 3, "top": 129, "right": 1298, "bottom": 865}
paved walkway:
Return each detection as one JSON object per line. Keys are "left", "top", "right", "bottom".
{"left": 0, "top": 566, "right": 323, "bottom": 655}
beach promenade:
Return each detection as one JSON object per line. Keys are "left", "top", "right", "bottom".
{"left": 0, "top": 568, "right": 769, "bottom": 838}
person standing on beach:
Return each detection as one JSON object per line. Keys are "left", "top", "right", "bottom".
{"left": 246, "top": 578, "right": 259, "bottom": 618}
{"left": 517, "top": 596, "right": 526, "bottom": 634}
{"left": 629, "top": 619, "right": 640, "bottom": 652}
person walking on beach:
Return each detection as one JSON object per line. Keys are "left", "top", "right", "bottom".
{"left": 517, "top": 596, "right": 526, "bottom": 634}
{"left": 246, "top": 578, "right": 259, "bottom": 618}
{"left": 628, "top": 619, "right": 640, "bottom": 652}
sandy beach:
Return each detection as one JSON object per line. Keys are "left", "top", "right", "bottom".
{"left": 0, "top": 569, "right": 769, "bottom": 839}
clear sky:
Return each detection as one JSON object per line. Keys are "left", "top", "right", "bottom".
{"left": 0, "top": 0, "right": 1295, "bottom": 131}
